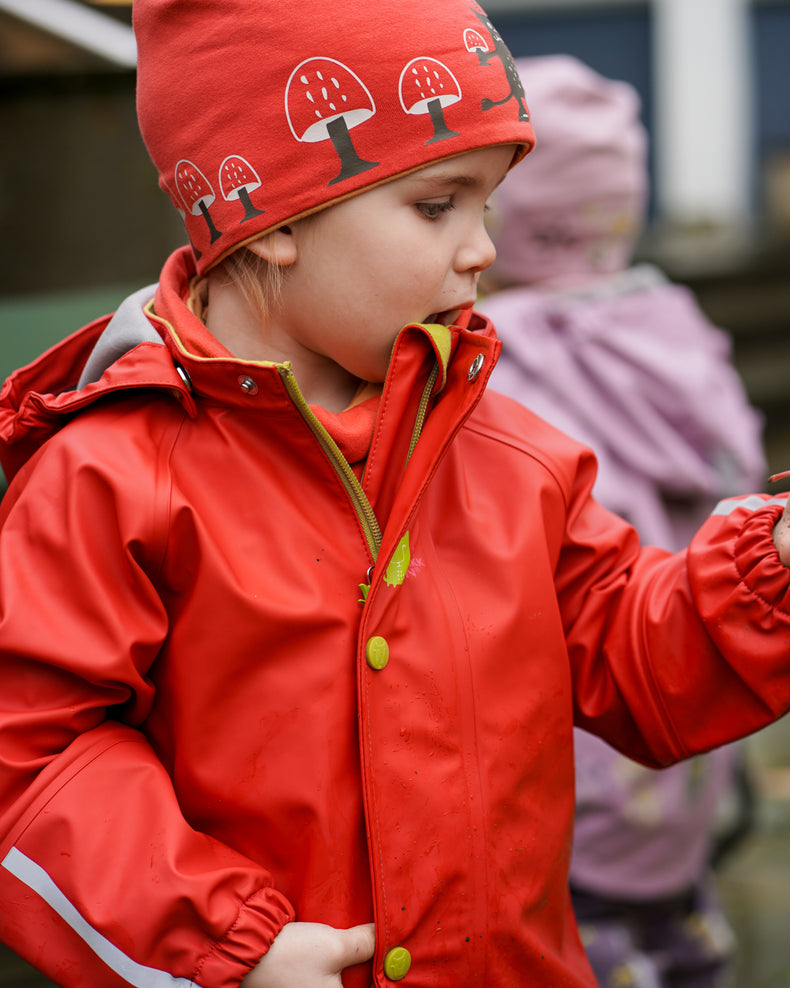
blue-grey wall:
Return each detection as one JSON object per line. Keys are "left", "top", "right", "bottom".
{"left": 491, "top": 1, "right": 790, "bottom": 219}
{"left": 754, "top": 2, "right": 790, "bottom": 157}
{"left": 491, "top": 5, "right": 654, "bottom": 204}
{"left": 493, "top": 5, "right": 653, "bottom": 131}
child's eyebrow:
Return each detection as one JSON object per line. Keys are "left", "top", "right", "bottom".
{"left": 410, "top": 166, "right": 511, "bottom": 192}
{"left": 410, "top": 172, "right": 483, "bottom": 190}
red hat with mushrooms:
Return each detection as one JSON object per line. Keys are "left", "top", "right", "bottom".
{"left": 134, "top": 0, "right": 535, "bottom": 274}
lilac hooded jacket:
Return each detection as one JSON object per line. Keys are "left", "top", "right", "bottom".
{"left": 480, "top": 263, "right": 766, "bottom": 898}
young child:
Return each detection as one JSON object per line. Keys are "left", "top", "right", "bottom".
{"left": 0, "top": 4, "right": 789, "bottom": 988}
{"left": 478, "top": 55, "right": 767, "bottom": 988}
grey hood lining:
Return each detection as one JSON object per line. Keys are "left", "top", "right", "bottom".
{"left": 77, "top": 284, "right": 162, "bottom": 389}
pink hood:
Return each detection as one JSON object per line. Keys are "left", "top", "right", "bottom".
{"left": 480, "top": 265, "right": 766, "bottom": 551}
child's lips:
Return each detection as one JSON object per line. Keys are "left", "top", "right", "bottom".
{"left": 427, "top": 302, "right": 474, "bottom": 326}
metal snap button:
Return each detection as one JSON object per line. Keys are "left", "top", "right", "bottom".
{"left": 468, "top": 353, "right": 485, "bottom": 381}
{"left": 175, "top": 364, "right": 193, "bottom": 392}
{"left": 238, "top": 375, "right": 259, "bottom": 395}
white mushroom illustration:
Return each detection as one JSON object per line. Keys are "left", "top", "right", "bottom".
{"left": 463, "top": 28, "right": 490, "bottom": 54}
{"left": 285, "top": 57, "right": 379, "bottom": 185}
{"left": 175, "top": 159, "right": 222, "bottom": 243}
{"left": 219, "top": 155, "right": 265, "bottom": 223}
{"left": 399, "top": 58, "right": 461, "bottom": 145}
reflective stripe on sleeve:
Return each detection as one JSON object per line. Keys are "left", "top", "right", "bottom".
{"left": 2, "top": 847, "right": 201, "bottom": 987}
{"left": 712, "top": 495, "right": 787, "bottom": 516}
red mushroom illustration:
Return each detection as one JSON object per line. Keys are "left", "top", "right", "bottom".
{"left": 219, "top": 155, "right": 266, "bottom": 223}
{"left": 163, "top": 176, "right": 202, "bottom": 260}
{"left": 175, "top": 159, "right": 222, "bottom": 243}
{"left": 463, "top": 28, "right": 491, "bottom": 55}
{"left": 398, "top": 57, "right": 462, "bottom": 145}
{"left": 285, "top": 57, "right": 379, "bottom": 186}
{"left": 161, "top": 177, "right": 186, "bottom": 222}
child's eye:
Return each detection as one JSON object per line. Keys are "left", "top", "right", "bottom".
{"left": 416, "top": 199, "right": 455, "bottom": 221}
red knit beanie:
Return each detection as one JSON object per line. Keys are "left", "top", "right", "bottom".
{"left": 134, "top": 0, "right": 535, "bottom": 274}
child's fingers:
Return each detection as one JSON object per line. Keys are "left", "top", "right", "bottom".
{"left": 337, "top": 922, "right": 376, "bottom": 968}
{"left": 240, "top": 921, "right": 375, "bottom": 987}
{"left": 772, "top": 496, "right": 790, "bottom": 568}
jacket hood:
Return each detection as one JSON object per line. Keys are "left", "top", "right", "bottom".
{"left": 0, "top": 283, "right": 196, "bottom": 484}
{"left": 76, "top": 285, "right": 163, "bottom": 388}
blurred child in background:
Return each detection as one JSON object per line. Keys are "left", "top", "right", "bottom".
{"left": 479, "top": 54, "right": 767, "bottom": 988}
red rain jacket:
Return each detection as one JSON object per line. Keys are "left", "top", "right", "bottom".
{"left": 0, "top": 247, "right": 789, "bottom": 988}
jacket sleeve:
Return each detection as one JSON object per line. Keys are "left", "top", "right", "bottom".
{"left": 558, "top": 452, "right": 790, "bottom": 765}
{"left": 0, "top": 423, "right": 294, "bottom": 988}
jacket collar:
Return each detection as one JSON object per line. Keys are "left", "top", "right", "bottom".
{"left": 0, "top": 246, "right": 501, "bottom": 486}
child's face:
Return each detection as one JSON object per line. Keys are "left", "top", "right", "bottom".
{"left": 270, "top": 144, "right": 516, "bottom": 392}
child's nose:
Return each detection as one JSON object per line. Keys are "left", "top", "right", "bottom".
{"left": 456, "top": 221, "right": 497, "bottom": 274}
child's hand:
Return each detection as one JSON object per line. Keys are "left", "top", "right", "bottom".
{"left": 240, "top": 921, "right": 376, "bottom": 988}
{"left": 773, "top": 496, "right": 790, "bottom": 568}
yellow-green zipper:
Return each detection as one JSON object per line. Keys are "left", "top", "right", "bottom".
{"left": 408, "top": 363, "right": 439, "bottom": 461}
{"left": 280, "top": 358, "right": 438, "bottom": 591}
{"left": 279, "top": 367, "right": 382, "bottom": 562}
{"left": 155, "top": 306, "right": 435, "bottom": 570}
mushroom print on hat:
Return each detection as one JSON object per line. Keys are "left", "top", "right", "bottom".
{"left": 399, "top": 58, "right": 462, "bottom": 144}
{"left": 220, "top": 156, "right": 266, "bottom": 222}
{"left": 134, "top": 0, "right": 535, "bottom": 274}
{"left": 469, "top": 11, "right": 530, "bottom": 122}
{"left": 175, "top": 160, "right": 223, "bottom": 244}
{"left": 285, "top": 58, "right": 380, "bottom": 185}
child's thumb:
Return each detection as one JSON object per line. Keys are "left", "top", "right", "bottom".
{"left": 338, "top": 923, "right": 376, "bottom": 966}
{"left": 773, "top": 495, "right": 790, "bottom": 568}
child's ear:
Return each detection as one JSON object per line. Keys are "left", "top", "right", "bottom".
{"left": 247, "top": 227, "right": 297, "bottom": 267}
